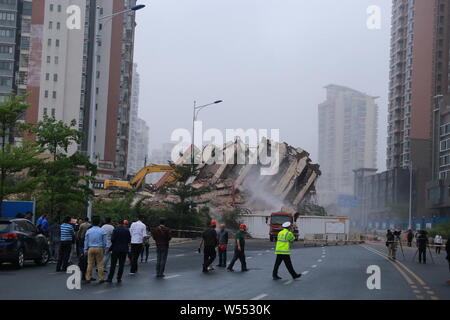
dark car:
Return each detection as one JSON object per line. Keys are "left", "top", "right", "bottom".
{"left": 0, "top": 218, "right": 50, "bottom": 269}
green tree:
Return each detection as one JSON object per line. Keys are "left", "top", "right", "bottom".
{"left": 0, "top": 94, "right": 42, "bottom": 217}
{"left": 30, "top": 116, "right": 96, "bottom": 222}
{"left": 163, "top": 163, "right": 211, "bottom": 215}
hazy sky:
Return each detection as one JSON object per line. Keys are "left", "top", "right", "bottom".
{"left": 134, "top": 0, "right": 392, "bottom": 171}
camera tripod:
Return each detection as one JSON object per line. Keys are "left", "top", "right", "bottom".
{"left": 395, "top": 235, "right": 405, "bottom": 260}
{"left": 412, "top": 245, "right": 435, "bottom": 264}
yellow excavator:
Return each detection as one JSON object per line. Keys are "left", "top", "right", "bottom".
{"left": 103, "top": 164, "right": 175, "bottom": 191}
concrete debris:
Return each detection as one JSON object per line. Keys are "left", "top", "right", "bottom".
{"left": 146, "top": 138, "right": 321, "bottom": 217}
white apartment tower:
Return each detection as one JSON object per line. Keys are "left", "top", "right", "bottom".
{"left": 317, "top": 84, "right": 378, "bottom": 207}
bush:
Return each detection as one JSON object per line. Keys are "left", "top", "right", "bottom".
{"left": 427, "top": 221, "right": 450, "bottom": 240}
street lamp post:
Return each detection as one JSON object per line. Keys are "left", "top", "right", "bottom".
{"left": 86, "top": 4, "right": 146, "bottom": 220}
{"left": 191, "top": 100, "right": 223, "bottom": 165}
{"left": 432, "top": 94, "right": 444, "bottom": 181}
{"left": 408, "top": 161, "right": 413, "bottom": 230}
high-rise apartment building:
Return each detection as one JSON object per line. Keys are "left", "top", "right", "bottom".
{"left": 386, "top": 0, "right": 446, "bottom": 171}
{"left": 25, "top": 0, "right": 137, "bottom": 178}
{"left": 384, "top": 0, "right": 450, "bottom": 219}
{"left": 318, "top": 84, "right": 378, "bottom": 207}
{"left": 0, "top": 0, "right": 32, "bottom": 101}
{"left": 127, "top": 64, "right": 149, "bottom": 176}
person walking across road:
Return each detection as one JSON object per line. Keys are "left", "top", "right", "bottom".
{"left": 227, "top": 224, "right": 249, "bottom": 272}
{"left": 407, "top": 229, "right": 414, "bottom": 247}
{"left": 199, "top": 220, "right": 218, "bottom": 273}
{"left": 36, "top": 214, "right": 49, "bottom": 237}
{"left": 106, "top": 220, "right": 131, "bottom": 283}
{"left": 140, "top": 227, "right": 151, "bottom": 263}
{"left": 84, "top": 216, "right": 107, "bottom": 283}
{"left": 217, "top": 224, "right": 229, "bottom": 267}
{"left": 102, "top": 217, "right": 115, "bottom": 271}
{"left": 434, "top": 234, "right": 443, "bottom": 254}
{"left": 272, "top": 222, "right": 301, "bottom": 280}
{"left": 150, "top": 219, "right": 172, "bottom": 278}
{"left": 56, "top": 216, "right": 75, "bottom": 272}
{"left": 386, "top": 230, "right": 397, "bottom": 260}
{"left": 129, "top": 215, "right": 148, "bottom": 274}
{"left": 416, "top": 230, "right": 428, "bottom": 264}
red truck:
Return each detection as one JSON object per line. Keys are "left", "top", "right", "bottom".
{"left": 269, "top": 212, "right": 299, "bottom": 242}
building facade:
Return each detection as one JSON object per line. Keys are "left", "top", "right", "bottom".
{"left": 126, "top": 64, "right": 150, "bottom": 177}
{"left": 25, "top": 0, "right": 137, "bottom": 178}
{"left": 0, "top": 0, "right": 32, "bottom": 102}
{"left": 317, "top": 84, "right": 378, "bottom": 208}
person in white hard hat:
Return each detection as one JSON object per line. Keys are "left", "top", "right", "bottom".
{"left": 272, "top": 221, "right": 301, "bottom": 280}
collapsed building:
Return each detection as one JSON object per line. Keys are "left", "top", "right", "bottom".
{"left": 147, "top": 138, "right": 321, "bottom": 219}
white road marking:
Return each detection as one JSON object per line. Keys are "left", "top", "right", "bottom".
{"left": 312, "top": 265, "right": 317, "bottom": 268}
{"left": 247, "top": 257, "right": 253, "bottom": 259}
{"left": 164, "top": 274, "right": 181, "bottom": 279}
{"left": 93, "top": 289, "right": 115, "bottom": 295}
{"left": 284, "top": 280, "right": 294, "bottom": 285}
{"left": 258, "top": 253, "right": 263, "bottom": 256}
{"left": 265, "top": 250, "right": 270, "bottom": 252}
{"left": 251, "top": 293, "right": 268, "bottom": 300}
{"left": 302, "top": 271, "right": 309, "bottom": 275}
{"left": 175, "top": 254, "right": 185, "bottom": 257}
{"left": 149, "top": 259, "right": 156, "bottom": 261}
{"left": 321, "top": 255, "right": 326, "bottom": 258}
{"left": 318, "top": 259, "right": 323, "bottom": 262}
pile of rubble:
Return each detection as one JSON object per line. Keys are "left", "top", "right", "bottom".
{"left": 146, "top": 138, "right": 321, "bottom": 217}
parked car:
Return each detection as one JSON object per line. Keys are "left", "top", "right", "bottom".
{"left": 0, "top": 218, "right": 49, "bottom": 269}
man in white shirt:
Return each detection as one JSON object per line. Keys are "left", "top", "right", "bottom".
{"left": 129, "top": 215, "right": 148, "bottom": 274}
{"left": 102, "top": 217, "right": 115, "bottom": 271}
{"left": 435, "top": 234, "right": 443, "bottom": 254}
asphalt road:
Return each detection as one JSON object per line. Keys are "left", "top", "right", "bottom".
{"left": 0, "top": 239, "right": 449, "bottom": 300}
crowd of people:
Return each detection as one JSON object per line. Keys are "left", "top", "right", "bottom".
{"left": 32, "top": 214, "right": 171, "bottom": 283}
{"left": 386, "top": 229, "right": 450, "bottom": 282}
{"left": 27, "top": 214, "right": 302, "bottom": 283}
{"left": 199, "top": 220, "right": 301, "bottom": 280}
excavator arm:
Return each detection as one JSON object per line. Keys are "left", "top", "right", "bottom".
{"left": 129, "top": 164, "right": 175, "bottom": 190}
{"left": 103, "top": 164, "right": 175, "bottom": 191}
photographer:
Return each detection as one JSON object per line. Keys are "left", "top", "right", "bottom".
{"left": 416, "top": 230, "right": 428, "bottom": 264}
{"left": 386, "top": 230, "right": 397, "bottom": 261}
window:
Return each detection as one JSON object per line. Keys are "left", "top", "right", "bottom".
{"left": 44, "top": 90, "right": 48, "bottom": 98}
{"left": 43, "top": 107, "right": 48, "bottom": 116}
{"left": 0, "top": 28, "right": 13, "bottom": 37}
{"left": 52, "top": 91, "right": 56, "bottom": 99}
{"left": 56, "top": 22, "right": 60, "bottom": 30}
{"left": 57, "top": 5, "right": 61, "bottom": 12}
{"left": 0, "top": 44, "right": 12, "bottom": 54}
{"left": 0, "top": 11, "right": 15, "bottom": 21}
{"left": 51, "top": 108, "right": 55, "bottom": 117}
{"left": 53, "top": 74, "right": 58, "bottom": 82}
{"left": 49, "top": 21, "right": 53, "bottom": 29}
{"left": 50, "top": 4, "right": 54, "bottom": 11}
{"left": 0, "top": 61, "right": 12, "bottom": 70}
{"left": 55, "top": 39, "right": 60, "bottom": 47}
{"left": 0, "top": 77, "right": 11, "bottom": 86}
{"left": 47, "top": 38, "right": 52, "bottom": 46}
{"left": 45, "top": 73, "right": 49, "bottom": 80}
{"left": 46, "top": 56, "right": 51, "bottom": 63}
{"left": 54, "top": 56, "right": 58, "bottom": 64}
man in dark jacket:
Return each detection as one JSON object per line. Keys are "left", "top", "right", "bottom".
{"left": 199, "top": 220, "right": 218, "bottom": 273}
{"left": 416, "top": 230, "right": 428, "bottom": 264}
{"left": 106, "top": 220, "right": 131, "bottom": 283}
{"left": 217, "top": 224, "right": 229, "bottom": 267}
{"left": 407, "top": 229, "right": 414, "bottom": 247}
{"left": 150, "top": 219, "right": 172, "bottom": 278}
